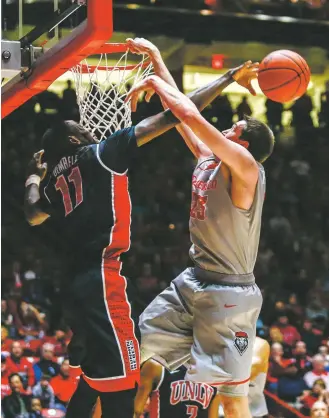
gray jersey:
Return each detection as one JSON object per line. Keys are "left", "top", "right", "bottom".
{"left": 189, "top": 157, "right": 266, "bottom": 277}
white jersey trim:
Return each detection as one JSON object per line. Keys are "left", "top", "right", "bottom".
{"left": 96, "top": 143, "right": 128, "bottom": 176}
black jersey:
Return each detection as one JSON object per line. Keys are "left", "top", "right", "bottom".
{"left": 149, "top": 367, "right": 216, "bottom": 418}
{"left": 40, "top": 127, "right": 137, "bottom": 274}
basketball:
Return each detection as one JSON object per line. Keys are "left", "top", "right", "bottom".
{"left": 258, "top": 50, "right": 311, "bottom": 103}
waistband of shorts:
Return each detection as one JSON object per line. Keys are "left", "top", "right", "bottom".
{"left": 194, "top": 266, "right": 255, "bottom": 286}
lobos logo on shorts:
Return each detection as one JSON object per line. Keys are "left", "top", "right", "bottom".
{"left": 234, "top": 332, "right": 248, "bottom": 356}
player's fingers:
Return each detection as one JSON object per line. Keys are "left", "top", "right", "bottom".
{"left": 145, "top": 89, "right": 155, "bottom": 102}
{"left": 131, "top": 92, "right": 139, "bottom": 112}
{"left": 126, "top": 39, "right": 141, "bottom": 54}
{"left": 249, "top": 68, "right": 259, "bottom": 78}
{"left": 127, "top": 45, "right": 139, "bottom": 55}
{"left": 247, "top": 82, "right": 257, "bottom": 96}
{"left": 244, "top": 60, "right": 252, "bottom": 67}
{"left": 251, "top": 68, "right": 259, "bottom": 78}
{"left": 34, "top": 150, "right": 44, "bottom": 163}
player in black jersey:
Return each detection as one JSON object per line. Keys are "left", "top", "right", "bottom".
{"left": 134, "top": 359, "right": 216, "bottom": 418}
{"left": 24, "top": 39, "right": 259, "bottom": 417}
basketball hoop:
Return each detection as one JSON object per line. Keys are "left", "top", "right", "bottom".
{"left": 71, "top": 43, "right": 153, "bottom": 141}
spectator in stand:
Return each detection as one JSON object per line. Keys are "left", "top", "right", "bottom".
{"left": 33, "top": 343, "right": 60, "bottom": 383}
{"left": 275, "top": 340, "right": 309, "bottom": 402}
{"left": 304, "top": 354, "right": 329, "bottom": 390}
{"left": 319, "top": 346, "right": 329, "bottom": 370}
{"left": 50, "top": 359, "right": 78, "bottom": 409}
{"left": 306, "top": 297, "right": 329, "bottom": 322}
{"left": 32, "top": 374, "right": 55, "bottom": 409}
{"left": 290, "top": 93, "right": 314, "bottom": 132}
{"left": 300, "top": 319, "right": 323, "bottom": 355}
{"left": 15, "top": 300, "right": 47, "bottom": 342}
{"left": 29, "top": 397, "right": 43, "bottom": 418}
{"left": 2, "top": 299, "right": 14, "bottom": 330}
{"left": 265, "top": 98, "right": 283, "bottom": 133}
{"left": 1, "top": 325, "right": 13, "bottom": 355}
{"left": 236, "top": 95, "right": 252, "bottom": 120}
{"left": 6, "top": 341, "right": 35, "bottom": 390}
{"left": 293, "top": 341, "right": 312, "bottom": 372}
{"left": 299, "top": 379, "right": 328, "bottom": 416}
{"left": 267, "top": 342, "right": 297, "bottom": 394}
{"left": 1, "top": 354, "right": 11, "bottom": 399}
{"left": 32, "top": 374, "right": 55, "bottom": 408}
{"left": 61, "top": 80, "right": 79, "bottom": 120}
{"left": 311, "top": 400, "right": 329, "bottom": 418}
{"left": 43, "top": 328, "right": 68, "bottom": 357}
{"left": 319, "top": 81, "right": 329, "bottom": 129}
{"left": 286, "top": 293, "right": 304, "bottom": 326}
{"left": 2, "top": 373, "right": 31, "bottom": 418}
{"left": 270, "top": 312, "right": 301, "bottom": 347}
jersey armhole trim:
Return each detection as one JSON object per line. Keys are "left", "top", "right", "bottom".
{"left": 96, "top": 143, "right": 128, "bottom": 176}
{"left": 153, "top": 365, "right": 165, "bottom": 391}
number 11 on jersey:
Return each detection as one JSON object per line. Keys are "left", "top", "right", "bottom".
{"left": 55, "top": 166, "right": 83, "bottom": 216}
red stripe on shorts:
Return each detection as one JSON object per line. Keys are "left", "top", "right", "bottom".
{"left": 150, "top": 390, "right": 160, "bottom": 418}
{"left": 83, "top": 173, "right": 140, "bottom": 392}
{"left": 210, "top": 377, "right": 250, "bottom": 386}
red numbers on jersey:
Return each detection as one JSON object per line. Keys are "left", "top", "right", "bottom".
{"left": 55, "top": 166, "right": 83, "bottom": 216}
{"left": 190, "top": 192, "right": 208, "bottom": 221}
{"left": 186, "top": 405, "right": 198, "bottom": 418}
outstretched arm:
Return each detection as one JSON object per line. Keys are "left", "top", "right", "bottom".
{"left": 24, "top": 151, "right": 50, "bottom": 226}
{"left": 127, "top": 38, "right": 211, "bottom": 158}
{"left": 134, "top": 70, "right": 234, "bottom": 148}
{"left": 129, "top": 75, "right": 258, "bottom": 184}
{"left": 129, "top": 39, "right": 258, "bottom": 149}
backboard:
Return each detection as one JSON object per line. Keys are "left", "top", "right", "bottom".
{"left": 1, "top": 0, "right": 113, "bottom": 119}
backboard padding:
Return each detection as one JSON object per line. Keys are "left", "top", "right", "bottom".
{"left": 2, "top": 0, "right": 113, "bottom": 118}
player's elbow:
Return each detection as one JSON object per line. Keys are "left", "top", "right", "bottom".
{"left": 25, "top": 207, "right": 37, "bottom": 226}
{"left": 24, "top": 205, "right": 49, "bottom": 226}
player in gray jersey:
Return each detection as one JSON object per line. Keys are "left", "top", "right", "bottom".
{"left": 127, "top": 39, "right": 274, "bottom": 418}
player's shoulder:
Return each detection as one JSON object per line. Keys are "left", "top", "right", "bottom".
{"left": 103, "top": 126, "right": 136, "bottom": 143}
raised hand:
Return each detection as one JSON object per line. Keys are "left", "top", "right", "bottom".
{"left": 126, "top": 37, "right": 159, "bottom": 57}
{"left": 232, "top": 61, "right": 259, "bottom": 96}
{"left": 126, "top": 77, "right": 157, "bottom": 111}
{"left": 27, "top": 150, "right": 48, "bottom": 180}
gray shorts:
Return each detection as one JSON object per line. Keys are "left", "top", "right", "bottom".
{"left": 139, "top": 268, "right": 262, "bottom": 397}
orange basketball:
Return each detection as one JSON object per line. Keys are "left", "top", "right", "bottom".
{"left": 258, "top": 50, "right": 310, "bottom": 103}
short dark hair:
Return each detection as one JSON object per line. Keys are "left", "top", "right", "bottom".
{"left": 9, "top": 373, "right": 23, "bottom": 384}
{"left": 42, "top": 120, "right": 95, "bottom": 164}
{"left": 240, "top": 115, "right": 275, "bottom": 163}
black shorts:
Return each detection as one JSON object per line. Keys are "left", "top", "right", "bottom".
{"left": 63, "top": 259, "right": 140, "bottom": 392}
{"left": 66, "top": 375, "right": 137, "bottom": 418}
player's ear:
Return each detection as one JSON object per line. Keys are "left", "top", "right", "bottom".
{"left": 68, "top": 136, "right": 81, "bottom": 145}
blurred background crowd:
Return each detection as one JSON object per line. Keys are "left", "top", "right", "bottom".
{"left": 113, "top": 0, "right": 329, "bottom": 20}
{"left": 1, "top": 77, "right": 329, "bottom": 418}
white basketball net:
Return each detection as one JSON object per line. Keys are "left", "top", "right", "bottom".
{"left": 71, "top": 48, "right": 153, "bottom": 141}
